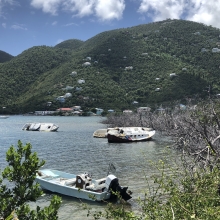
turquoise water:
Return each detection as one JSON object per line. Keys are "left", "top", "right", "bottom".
{"left": 0, "top": 115, "right": 171, "bottom": 219}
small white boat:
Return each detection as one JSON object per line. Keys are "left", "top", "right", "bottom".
{"left": 22, "top": 123, "right": 59, "bottom": 132}
{"left": 93, "top": 128, "right": 120, "bottom": 138}
{"left": 107, "top": 127, "right": 155, "bottom": 143}
{"left": 0, "top": 116, "right": 9, "bottom": 119}
{"left": 35, "top": 169, "right": 132, "bottom": 202}
{"left": 93, "top": 129, "right": 108, "bottom": 138}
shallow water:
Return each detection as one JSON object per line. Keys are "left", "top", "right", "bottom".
{"left": 0, "top": 115, "right": 172, "bottom": 219}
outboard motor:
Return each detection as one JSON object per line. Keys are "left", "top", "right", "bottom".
{"left": 105, "top": 174, "right": 132, "bottom": 201}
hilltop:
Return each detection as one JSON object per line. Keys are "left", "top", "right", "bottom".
{"left": 0, "top": 19, "right": 220, "bottom": 114}
{"left": 0, "top": 50, "right": 14, "bottom": 63}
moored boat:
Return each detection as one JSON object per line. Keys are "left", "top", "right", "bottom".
{"left": 107, "top": 127, "right": 155, "bottom": 143}
{"left": 0, "top": 116, "right": 9, "bottom": 119}
{"left": 22, "top": 123, "right": 59, "bottom": 132}
{"left": 93, "top": 129, "right": 108, "bottom": 138}
{"left": 35, "top": 169, "right": 132, "bottom": 202}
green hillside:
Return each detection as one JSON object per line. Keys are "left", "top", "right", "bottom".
{"left": 0, "top": 50, "right": 14, "bottom": 63}
{"left": 0, "top": 19, "right": 220, "bottom": 114}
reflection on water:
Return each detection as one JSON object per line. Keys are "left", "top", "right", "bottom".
{"left": 0, "top": 116, "right": 172, "bottom": 219}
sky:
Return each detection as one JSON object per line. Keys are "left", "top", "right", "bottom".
{"left": 1, "top": 0, "right": 220, "bottom": 56}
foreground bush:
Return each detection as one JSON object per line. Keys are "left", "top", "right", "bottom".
{"left": 0, "top": 140, "right": 61, "bottom": 220}
{"left": 88, "top": 157, "right": 220, "bottom": 219}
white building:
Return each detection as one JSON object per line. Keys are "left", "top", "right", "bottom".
{"left": 137, "top": 107, "right": 151, "bottom": 113}
{"left": 82, "top": 62, "right": 91, "bottom": 67}
{"left": 78, "top": 79, "right": 85, "bottom": 84}
{"left": 64, "top": 93, "right": 72, "bottom": 98}
{"left": 212, "top": 48, "right": 220, "bottom": 53}
{"left": 170, "top": 73, "right": 177, "bottom": 77}
{"left": 70, "top": 71, "right": 77, "bottom": 76}
{"left": 125, "top": 66, "right": 133, "bottom": 70}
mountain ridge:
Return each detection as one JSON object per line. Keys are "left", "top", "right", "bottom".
{"left": 0, "top": 19, "right": 220, "bottom": 114}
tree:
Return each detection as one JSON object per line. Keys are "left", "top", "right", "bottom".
{"left": 0, "top": 140, "right": 61, "bottom": 219}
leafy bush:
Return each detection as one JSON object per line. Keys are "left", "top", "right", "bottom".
{"left": 0, "top": 140, "right": 61, "bottom": 219}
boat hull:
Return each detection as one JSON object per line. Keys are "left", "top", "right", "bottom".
{"left": 107, "top": 133, "right": 153, "bottom": 143}
{"left": 36, "top": 178, "right": 110, "bottom": 201}
{"left": 107, "top": 127, "right": 155, "bottom": 143}
{"left": 35, "top": 169, "right": 112, "bottom": 201}
{"left": 22, "top": 123, "right": 59, "bottom": 132}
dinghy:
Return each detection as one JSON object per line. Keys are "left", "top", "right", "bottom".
{"left": 36, "top": 169, "right": 132, "bottom": 202}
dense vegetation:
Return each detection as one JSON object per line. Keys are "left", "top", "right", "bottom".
{"left": 0, "top": 50, "right": 14, "bottom": 63}
{"left": 1, "top": 19, "right": 220, "bottom": 114}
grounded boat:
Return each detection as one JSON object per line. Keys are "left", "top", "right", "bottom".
{"left": 93, "top": 128, "right": 116, "bottom": 138}
{"left": 0, "top": 116, "right": 9, "bottom": 119}
{"left": 107, "top": 127, "right": 155, "bottom": 143}
{"left": 36, "top": 169, "right": 132, "bottom": 202}
{"left": 22, "top": 123, "right": 59, "bottom": 132}
{"left": 93, "top": 129, "right": 108, "bottom": 138}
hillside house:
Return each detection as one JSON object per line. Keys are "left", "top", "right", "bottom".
{"left": 194, "top": 32, "right": 201, "bottom": 35}
{"left": 75, "top": 87, "right": 82, "bottom": 91}
{"left": 82, "top": 62, "right": 91, "bottom": 67}
{"left": 123, "top": 110, "right": 133, "bottom": 113}
{"left": 170, "top": 73, "right": 177, "bottom": 77}
{"left": 56, "top": 108, "right": 73, "bottom": 113}
{"left": 34, "top": 111, "right": 56, "bottom": 115}
{"left": 72, "top": 106, "right": 81, "bottom": 111}
{"left": 132, "top": 101, "right": 138, "bottom": 105}
{"left": 62, "top": 86, "right": 74, "bottom": 91}
{"left": 85, "top": 57, "right": 91, "bottom": 61}
{"left": 64, "top": 93, "right": 72, "bottom": 98}
{"left": 78, "top": 79, "right": 85, "bottom": 84}
{"left": 155, "top": 78, "right": 160, "bottom": 81}
{"left": 155, "top": 88, "right": 160, "bottom": 92}
{"left": 70, "top": 71, "right": 77, "bottom": 76}
{"left": 212, "top": 48, "right": 220, "bottom": 53}
{"left": 137, "top": 107, "right": 151, "bottom": 113}
{"left": 95, "top": 108, "right": 104, "bottom": 115}
{"left": 125, "top": 66, "right": 133, "bottom": 70}
{"left": 108, "top": 109, "right": 114, "bottom": 113}
{"left": 56, "top": 96, "right": 65, "bottom": 103}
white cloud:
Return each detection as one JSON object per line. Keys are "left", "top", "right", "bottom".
{"left": 138, "top": 0, "right": 220, "bottom": 29}
{"left": 11, "top": 24, "right": 27, "bottom": 30}
{"left": 63, "top": 0, "right": 95, "bottom": 17}
{"left": 186, "top": 1, "right": 220, "bottom": 28}
{"left": 31, "top": 0, "right": 61, "bottom": 15}
{"left": 0, "top": 0, "right": 20, "bottom": 17}
{"left": 30, "top": 0, "right": 125, "bottom": 21}
{"left": 95, "top": 0, "right": 125, "bottom": 21}
{"left": 52, "top": 21, "right": 57, "bottom": 25}
{"left": 63, "top": 22, "right": 78, "bottom": 27}
{"left": 2, "top": 23, "right": 6, "bottom": 28}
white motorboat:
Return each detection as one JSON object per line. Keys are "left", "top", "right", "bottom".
{"left": 107, "top": 127, "right": 155, "bottom": 143}
{"left": 22, "top": 123, "right": 59, "bottom": 132}
{"left": 0, "top": 116, "right": 9, "bottom": 119}
{"left": 93, "top": 128, "right": 119, "bottom": 138}
{"left": 35, "top": 169, "right": 132, "bottom": 202}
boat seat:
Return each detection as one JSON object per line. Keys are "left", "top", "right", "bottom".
{"left": 37, "top": 170, "right": 60, "bottom": 179}
{"left": 96, "top": 178, "right": 106, "bottom": 185}
{"left": 65, "top": 178, "right": 76, "bottom": 186}
{"left": 86, "top": 182, "right": 106, "bottom": 192}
